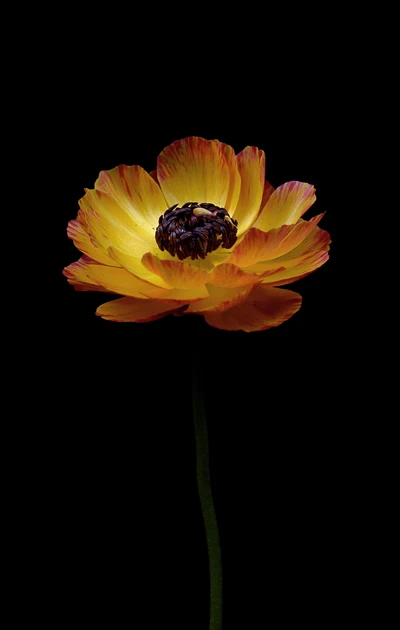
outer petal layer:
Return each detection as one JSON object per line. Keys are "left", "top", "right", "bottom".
{"left": 254, "top": 181, "right": 316, "bottom": 231}
{"left": 186, "top": 284, "right": 255, "bottom": 314}
{"left": 141, "top": 252, "right": 210, "bottom": 289}
{"left": 63, "top": 259, "right": 155, "bottom": 297}
{"left": 227, "top": 214, "right": 325, "bottom": 268}
{"left": 96, "top": 297, "right": 183, "bottom": 322}
{"left": 67, "top": 220, "right": 119, "bottom": 267}
{"left": 157, "top": 137, "right": 230, "bottom": 209}
{"left": 231, "top": 146, "right": 266, "bottom": 236}
{"left": 204, "top": 285, "right": 302, "bottom": 332}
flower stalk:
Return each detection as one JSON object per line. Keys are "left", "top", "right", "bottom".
{"left": 192, "top": 358, "right": 222, "bottom": 630}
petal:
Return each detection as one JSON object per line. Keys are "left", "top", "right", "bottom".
{"left": 141, "top": 252, "right": 210, "bottom": 289}
{"left": 107, "top": 247, "right": 171, "bottom": 289}
{"left": 63, "top": 258, "right": 159, "bottom": 297}
{"left": 208, "top": 263, "right": 263, "bottom": 287}
{"left": 277, "top": 222, "right": 331, "bottom": 259}
{"left": 211, "top": 140, "right": 241, "bottom": 213}
{"left": 95, "top": 165, "right": 168, "bottom": 235}
{"left": 244, "top": 222, "right": 330, "bottom": 273}
{"left": 141, "top": 285, "right": 210, "bottom": 303}
{"left": 149, "top": 169, "right": 159, "bottom": 184}
{"left": 63, "top": 257, "right": 113, "bottom": 293}
{"left": 96, "top": 297, "right": 184, "bottom": 322}
{"left": 254, "top": 181, "right": 316, "bottom": 231}
{"left": 78, "top": 189, "right": 156, "bottom": 258}
{"left": 231, "top": 146, "right": 266, "bottom": 236}
{"left": 67, "top": 219, "right": 119, "bottom": 267}
{"left": 227, "top": 214, "right": 325, "bottom": 268}
{"left": 260, "top": 180, "right": 275, "bottom": 207}
{"left": 186, "top": 284, "right": 255, "bottom": 314}
{"left": 242, "top": 224, "right": 330, "bottom": 284}
{"left": 157, "top": 136, "right": 230, "bottom": 208}
{"left": 260, "top": 251, "right": 329, "bottom": 286}
{"left": 68, "top": 281, "right": 111, "bottom": 293}
{"left": 204, "top": 285, "right": 302, "bottom": 332}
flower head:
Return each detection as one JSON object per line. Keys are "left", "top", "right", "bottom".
{"left": 64, "top": 137, "right": 330, "bottom": 332}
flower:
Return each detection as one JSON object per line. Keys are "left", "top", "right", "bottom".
{"left": 64, "top": 137, "right": 330, "bottom": 332}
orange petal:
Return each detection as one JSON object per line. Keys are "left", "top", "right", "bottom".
{"left": 141, "top": 285, "right": 210, "bottom": 303}
{"left": 227, "top": 214, "right": 325, "bottom": 268}
{"left": 141, "top": 252, "right": 210, "bottom": 289}
{"left": 276, "top": 222, "right": 330, "bottom": 258}
{"left": 67, "top": 219, "right": 119, "bottom": 267}
{"left": 157, "top": 136, "right": 230, "bottom": 208}
{"left": 208, "top": 263, "right": 263, "bottom": 287}
{"left": 204, "top": 285, "right": 302, "bottom": 332}
{"left": 244, "top": 222, "right": 330, "bottom": 273}
{"left": 63, "top": 258, "right": 158, "bottom": 297}
{"left": 186, "top": 284, "right": 255, "bottom": 314}
{"left": 254, "top": 181, "right": 316, "bottom": 231}
{"left": 242, "top": 222, "right": 330, "bottom": 281}
{"left": 211, "top": 140, "right": 241, "bottom": 213}
{"left": 95, "top": 165, "right": 168, "bottom": 234}
{"left": 231, "top": 146, "right": 265, "bottom": 236}
{"left": 96, "top": 297, "right": 184, "bottom": 322}
{"left": 260, "top": 251, "right": 329, "bottom": 286}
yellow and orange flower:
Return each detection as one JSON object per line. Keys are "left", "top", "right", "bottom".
{"left": 64, "top": 137, "right": 330, "bottom": 332}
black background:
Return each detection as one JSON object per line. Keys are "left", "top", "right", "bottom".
{"left": 37, "top": 34, "right": 352, "bottom": 628}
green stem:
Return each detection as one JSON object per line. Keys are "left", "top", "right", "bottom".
{"left": 192, "top": 359, "right": 222, "bottom": 630}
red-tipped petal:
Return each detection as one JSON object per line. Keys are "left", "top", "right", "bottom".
{"left": 254, "top": 181, "right": 316, "bottom": 231}
{"left": 157, "top": 136, "right": 230, "bottom": 209}
{"left": 96, "top": 297, "right": 183, "bottom": 322}
{"left": 141, "top": 252, "right": 210, "bottom": 289}
{"left": 231, "top": 146, "right": 266, "bottom": 236}
{"left": 204, "top": 285, "right": 302, "bottom": 332}
{"left": 67, "top": 219, "right": 119, "bottom": 267}
{"left": 228, "top": 214, "right": 325, "bottom": 268}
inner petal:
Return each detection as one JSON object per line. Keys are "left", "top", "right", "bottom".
{"left": 95, "top": 165, "right": 168, "bottom": 237}
{"left": 157, "top": 137, "right": 230, "bottom": 209}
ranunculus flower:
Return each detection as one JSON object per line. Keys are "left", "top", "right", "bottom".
{"left": 64, "top": 137, "right": 330, "bottom": 332}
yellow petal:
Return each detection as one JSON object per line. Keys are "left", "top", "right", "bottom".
{"left": 142, "top": 252, "right": 210, "bottom": 289}
{"left": 78, "top": 189, "right": 156, "bottom": 258}
{"left": 204, "top": 285, "right": 302, "bottom": 332}
{"left": 254, "top": 181, "right": 316, "bottom": 231}
{"left": 67, "top": 219, "right": 119, "bottom": 266}
{"left": 211, "top": 140, "right": 241, "bottom": 213}
{"left": 63, "top": 258, "right": 159, "bottom": 297}
{"left": 95, "top": 165, "right": 168, "bottom": 236}
{"left": 157, "top": 136, "right": 230, "bottom": 208}
{"left": 96, "top": 297, "right": 184, "bottom": 322}
{"left": 227, "top": 214, "right": 325, "bottom": 268}
{"left": 107, "top": 247, "right": 170, "bottom": 289}
{"left": 186, "top": 284, "right": 255, "bottom": 314}
{"left": 63, "top": 257, "right": 113, "bottom": 292}
{"left": 231, "top": 146, "right": 265, "bottom": 237}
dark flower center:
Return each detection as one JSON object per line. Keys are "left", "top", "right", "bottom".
{"left": 155, "top": 202, "right": 238, "bottom": 261}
